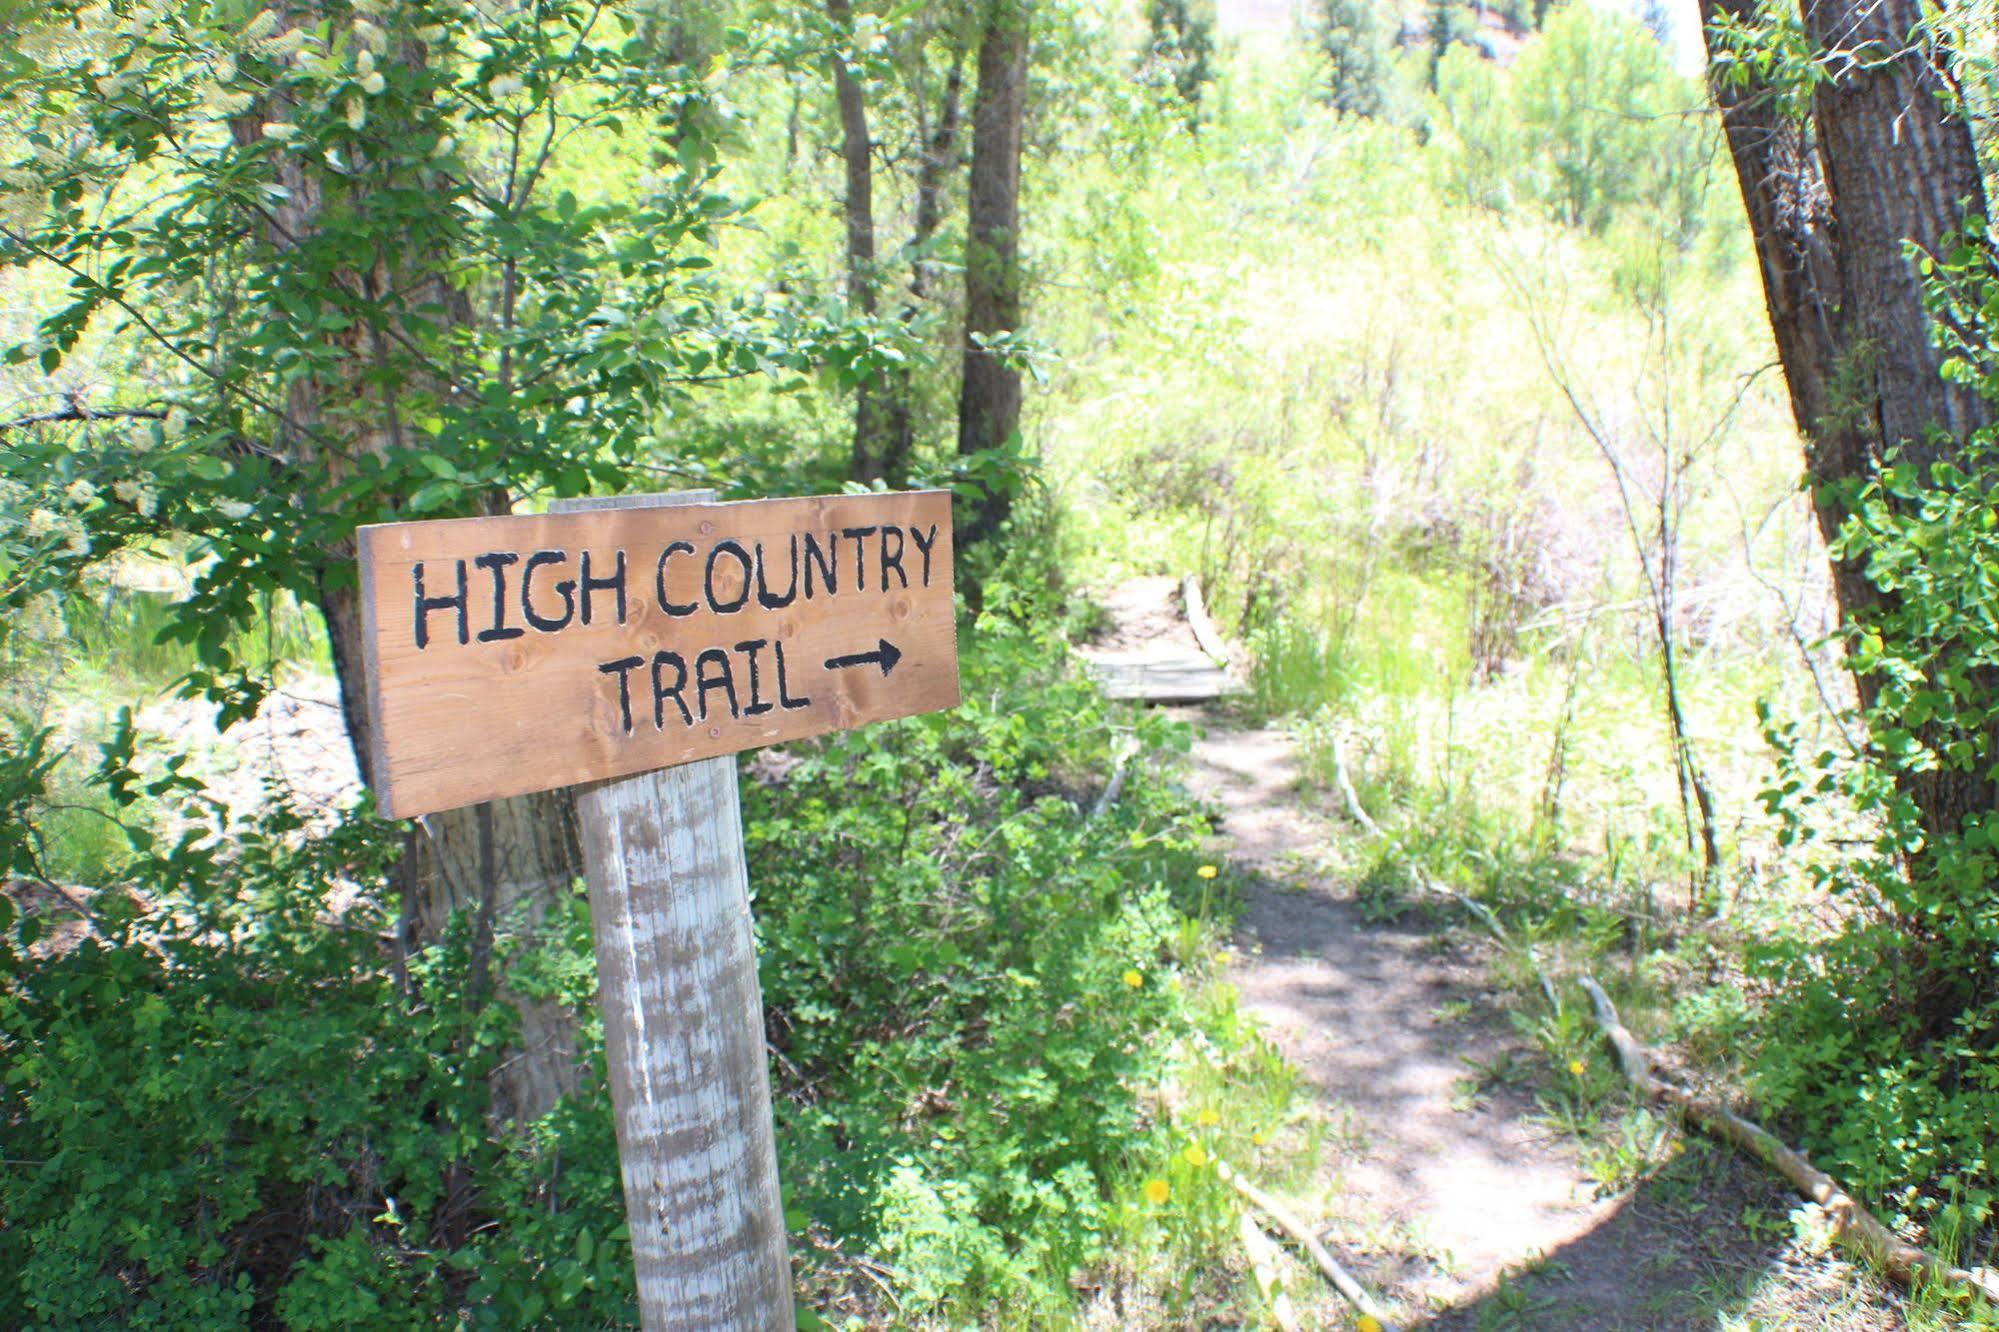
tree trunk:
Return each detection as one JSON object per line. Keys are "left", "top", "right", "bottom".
{"left": 1699, "top": 0, "right": 1996, "bottom": 839}
{"left": 829, "top": 0, "right": 890, "bottom": 484}
{"left": 245, "top": 17, "right": 582, "bottom": 1123}
{"left": 321, "top": 583, "right": 581, "bottom": 1121}
{"left": 1800, "top": 0, "right": 1990, "bottom": 469}
{"left": 877, "top": 53, "right": 967, "bottom": 485}
{"left": 957, "top": 0, "right": 1029, "bottom": 545}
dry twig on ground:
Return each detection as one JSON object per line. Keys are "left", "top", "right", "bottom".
{"left": 1220, "top": 1159, "right": 1398, "bottom": 1331}
{"left": 1581, "top": 975, "right": 1999, "bottom": 1305}
{"left": 1330, "top": 733, "right": 1380, "bottom": 838}
{"left": 1236, "top": 1206, "right": 1303, "bottom": 1332}
{"left": 1418, "top": 874, "right": 1560, "bottom": 1012}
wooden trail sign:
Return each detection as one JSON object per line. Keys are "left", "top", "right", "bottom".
{"left": 356, "top": 490, "right": 960, "bottom": 819}
{"left": 354, "top": 489, "right": 962, "bottom": 1331}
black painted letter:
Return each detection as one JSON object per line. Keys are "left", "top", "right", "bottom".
{"left": 705, "top": 539, "right": 752, "bottom": 614}
{"left": 413, "top": 559, "right": 469, "bottom": 649}
{"left": 878, "top": 525, "right": 908, "bottom": 590}
{"left": 736, "top": 639, "right": 773, "bottom": 716}
{"left": 754, "top": 536, "right": 799, "bottom": 610}
{"left": 842, "top": 526, "right": 878, "bottom": 591}
{"left": 652, "top": 651, "right": 692, "bottom": 727}
{"left": 522, "top": 550, "right": 576, "bottom": 632}
{"left": 578, "top": 549, "right": 627, "bottom": 626}
{"left": 803, "top": 532, "right": 837, "bottom": 599}
{"left": 474, "top": 552, "right": 524, "bottom": 642}
{"left": 910, "top": 523, "right": 939, "bottom": 587}
{"left": 694, "top": 648, "right": 740, "bottom": 720}
{"left": 598, "top": 655, "right": 644, "bottom": 734}
{"left": 773, "top": 640, "right": 812, "bottom": 711}
{"left": 655, "top": 541, "right": 698, "bottom": 616}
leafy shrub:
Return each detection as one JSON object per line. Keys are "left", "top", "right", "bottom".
{"left": 0, "top": 793, "right": 635, "bottom": 1329}
{"left": 0, "top": 537, "right": 1263, "bottom": 1325}
{"left": 748, "top": 557, "right": 1222, "bottom": 1318}
{"left": 1745, "top": 237, "right": 1999, "bottom": 1260}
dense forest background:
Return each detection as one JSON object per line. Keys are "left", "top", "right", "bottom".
{"left": 3, "top": 0, "right": 1998, "bottom": 1326}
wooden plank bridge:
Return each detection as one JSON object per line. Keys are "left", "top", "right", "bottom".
{"left": 1074, "top": 575, "right": 1246, "bottom": 704}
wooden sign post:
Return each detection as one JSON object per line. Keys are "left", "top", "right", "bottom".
{"left": 355, "top": 489, "right": 960, "bottom": 1330}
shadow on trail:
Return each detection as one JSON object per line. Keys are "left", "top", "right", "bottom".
{"left": 1231, "top": 868, "right": 1538, "bottom": 1155}
{"left": 1227, "top": 865, "right": 1819, "bottom": 1327}
{"left": 1183, "top": 718, "right": 1881, "bottom": 1326}
{"left": 1416, "top": 1140, "right": 1804, "bottom": 1331}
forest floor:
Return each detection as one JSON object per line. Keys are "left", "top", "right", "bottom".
{"left": 1181, "top": 713, "right": 1913, "bottom": 1330}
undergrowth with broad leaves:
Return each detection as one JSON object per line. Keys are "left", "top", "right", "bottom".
{"left": 0, "top": 541, "right": 1302, "bottom": 1327}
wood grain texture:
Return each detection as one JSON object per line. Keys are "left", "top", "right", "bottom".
{"left": 356, "top": 490, "right": 959, "bottom": 818}
{"left": 1179, "top": 574, "right": 1231, "bottom": 667}
{"left": 564, "top": 491, "right": 794, "bottom": 1332}
{"left": 1082, "top": 655, "right": 1243, "bottom": 703}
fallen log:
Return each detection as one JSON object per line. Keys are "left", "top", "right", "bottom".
{"left": 1180, "top": 574, "right": 1233, "bottom": 668}
{"left": 1219, "top": 1159, "right": 1398, "bottom": 1331}
{"left": 1330, "top": 734, "right": 1381, "bottom": 838}
{"left": 1237, "top": 1207, "right": 1302, "bottom": 1332}
{"left": 1580, "top": 976, "right": 1999, "bottom": 1305}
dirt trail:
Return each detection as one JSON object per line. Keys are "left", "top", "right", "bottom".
{"left": 1186, "top": 723, "right": 1619, "bottom": 1314}
{"left": 1181, "top": 716, "right": 1864, "bottom": 1330}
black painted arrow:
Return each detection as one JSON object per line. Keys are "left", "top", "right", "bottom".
{"left": 824, "top": 638, "right": 902, "bottom": 677}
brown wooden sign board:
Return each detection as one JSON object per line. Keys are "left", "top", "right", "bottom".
{"left": 356, "top": 490, "right": 959, "bottom": 819}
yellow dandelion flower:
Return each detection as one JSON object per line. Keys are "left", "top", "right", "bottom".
{"left": 1356, "top": 1316, "right": 1384, "bottom": 1332}
{"left": 1122, "top": 969, "right": 1143, "bottom": 989}
{"left": 1196, "top": 1108, "right": 1220, "bottom": 1127}
{"left": 1196, "top": 864, "right": 1219, "bottom": 879}
{"left": 1183, "top": 1144, "right": 1208, "bottom": 1168}
{"left": 1251, "top": 1132, "right": 1267, "bottom": 1146}
{"left": 1568, "top": 1059, "right": 1586, "bottom": 1076}
{"left": 1143, "top": 1178, "right": 1170, "bottom": 1206}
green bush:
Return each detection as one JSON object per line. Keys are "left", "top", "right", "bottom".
{"left": 749, "top": 558, "right": 1221, "bottom": 1318}
{"left": 0, "top": 796, "right": 636, "bottom": 1329}
{"left": 0, "top": 548, "right": 1264, "bottom": 1324}
{"left": 1743, "top": 235, "right": 1999, "bottom": 1261}
{"left": 1432, "top": 6, "right": 1718, "bottom": 243}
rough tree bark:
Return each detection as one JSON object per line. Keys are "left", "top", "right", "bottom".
{"left": 875, "top": 51, "right": 967, "bottom": 485}
{"left": 956, "top": 0, "right": 1029, "bottom": 545}
{"left": 835, "top": 29, "right": 967, "bottom": 488}
{"left": 1700, "top": 0, "right": 1995, "bottom": 839}
{"left": 828, "top": 0, "right": 890, "bottom": 483}
{"left": 243, "top": 19, "right": 581, "bottom": 1123}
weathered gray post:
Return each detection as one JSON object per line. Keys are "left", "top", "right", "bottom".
{"left": 553, "top": 491, "right": 791, "bottom": 1330}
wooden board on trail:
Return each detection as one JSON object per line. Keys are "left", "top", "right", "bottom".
{"left": 1073, "top": 575, "right": 1245, "bottom": 704}
{"left": 356, "top": 491, "right": 959, "bottom": 818}
{"left": 1086, "top": 654, "right": 1242, "bottom": 702}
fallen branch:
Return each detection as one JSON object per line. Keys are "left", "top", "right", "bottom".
{"left": 1236, "top": 1207, "right": 1302, "bottom": 1332}
{"left": 1089, "top": 736, "right": 1140, "bottom": 823}
{"left": 1180, "top": 574, "right": 1232, "bottom": 667}
{"left": 0, "top": 403, "right": 165, "bottom": 431}
{"left": 1580, "top": 976, "right": 1999, "bottom": 1305}
{"left": 1418, "top": 874, "right": 1559, "bottom": 1012}
{"left": 1219, "top": 1159, "right": 1398, "bottom": 1331}
{"left": 1330, "top": 734, "right": 1380, "bottom": 837}
{"left": 1443, "top": 883, "right": 1506, "bottom": 943}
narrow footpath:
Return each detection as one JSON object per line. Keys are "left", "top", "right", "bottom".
{"left": 1181, "top": 717, "right": 1900, "bottom": 1330}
